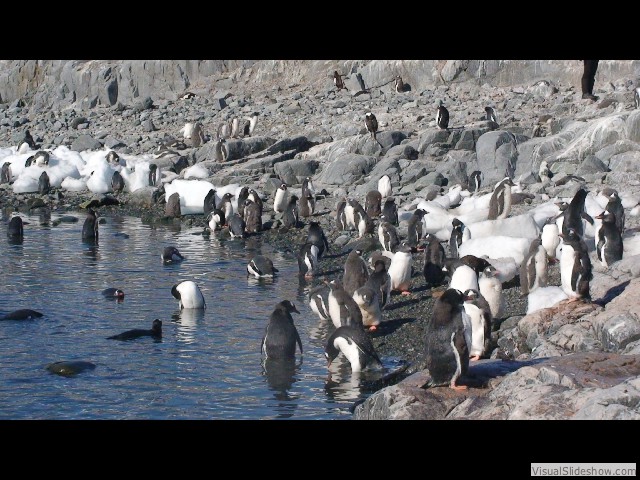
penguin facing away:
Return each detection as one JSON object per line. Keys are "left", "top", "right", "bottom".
{"left": 203, "top": 189, "right": 217, "bottom": 218}
{"left": 243, "top": 199, "right": 263, "bottom": 234}
{"left": 82, "top": 208, "right": 99, "bottom": 242}
{"left": 462, "top": 289, "right": 493, "bottom": 361}
{"left": 365, "top": 112, "right": 378, "bottom": 141}
{"left": 365, "top": 259, "right": 392, "bottom": 310}
{"left": 325, "top": 325, "right": 382, "bottom": 373}
{"left": 406, "top": 208, "right": 427, "bottom": 247}
{"left": 261, "top": 300, "right": 303, "bottom": 359}
{"left": 559, "top": 228, "right": 592, "bottom": 302}
{"left": 162, "top": 246, "right": 185, "bottom": 263}
{"left": 342, "top": 248, "right": 370, "bottom": 296}
{"left": 38, "top": 171, "right": 50, "bottom": 195}
{"left": 365, "top": 190, "right": 382, "bottom": 218}
{"left": 327, "top": 279, "right": 364, "bottom": 330}
{"left": 560, "top": 187, "right": 593, "bottom": 237}
{"left": 336, "top": 198, "right": 347, "bottom": 231}
{"left": 519, "top": 238, "right": 548, "bottom": 297}
{"left": 594, "top": 210, "right": 623, "bottom": 267}
{"left": 423, "top": 233, "right": 447, "bottom": 288}
{"left": 449, "top": 218, "right": 466, "bottom": 258}
{"left": 381, "top": 197, "right": 398, "bottom": 226}
{"left": 228, "top": 213, "right": 247, "bottom": 238}
{"left": 7, "top": 215, "right": 24, "bottom": 239}
{"left": 282, "top": 194, "right": 299, "bottom": 230}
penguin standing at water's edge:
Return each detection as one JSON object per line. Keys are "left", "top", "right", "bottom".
{"left": 261, "top": 300, "right": 303, "bottom": 359}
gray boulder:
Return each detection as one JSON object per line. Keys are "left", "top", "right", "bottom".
{"left": 316, "top": 153, "right": 378, "bottom": 186}
{"left": 223, "top": 136, "right": 277, "bottom": 162}
{"left": 273, "top": 158, "right": 320, "bottom": 185}
{"left": 475, "top": 130, "right": 522, "bottom": 185}
{"left": 70, "top": 134, "right": 103, "bottom": 152}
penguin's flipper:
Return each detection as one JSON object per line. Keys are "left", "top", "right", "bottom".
{"left": 581, "top": 212, "right": 594, "bottom": 225}
{"left": 295, "top": 329, "right": 303, "bottom": 355}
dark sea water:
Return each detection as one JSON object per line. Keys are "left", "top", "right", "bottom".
{"left": 0, "top": 210, "right": 400, "bottom": 420}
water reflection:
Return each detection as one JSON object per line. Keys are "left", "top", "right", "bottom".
{"left": 262, "top": 357, "right": 302, "bottom": 419}
{"left": 325, "top": 362, "right": 363, "bottom": 403}
{"left": 172, "top": 308, "right": 205, "bottom": 345}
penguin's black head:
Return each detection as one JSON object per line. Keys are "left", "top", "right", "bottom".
{"left": 112, "top": 289, "right": 125, "bottom": 298}
{"left": 452, "top": 218, "right": 462, "bottom": 227}
{"left": 278, "top": 300, "right": 300, "bottom": 315}
{"left": 559, "top": 228, "right": 580, "bottom": 243}
{"left": 324, "top": 338, "right": 341, "bottom": 366}
{"left": 373, "top": 259, "right": 387, "bottom": 273}
{"left": 151, "top": 319, "right": 162, "bottom": 335}
{"left": 290, "top": 195, "right": 299, "bottom": 203}
{"left": 440, "top": 288, "right": 465, "bottom": 306}
{"left": 483, "top": 265, "right": 498, "bottom": 277}
{"left": 595, "top": 210, "right": 615, "bottom": 222}
{"left": 171, "top": 284, "right": 181, "bottom": 300}
{"left": 354, "top": 249, "right": 363, "bottom": 256}
{"left": 414, "top": 208, "right": 427, "bottom": 218}
{"left": 280, "top": 183, "right": 287, "bottom": 190}
{"left": 223, "top": 193, "right": 234, "bottom": 200}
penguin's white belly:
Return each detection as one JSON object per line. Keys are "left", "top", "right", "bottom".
{"left": 378, "top": 177, "right": 391, "bottom": 198}
{"left": 463, "top": 304, "right": 485, "bottom": 357}
{"left": 478, "top": 277, "right": 503, "bottom": 318}
{"left": 310, "top": 295, "right": 328, "bottom": 321}
{"left": 179, "top": 283, "right": 205, "bottom": 309}
{"left": 328, "top": 295, "right": 343, "bottom": 329}
{"left": 274, "top": 190, "right": 288, "bottom": 213}
{"left": 344, "top": 205, "right": 356, "bottom": 230}
{"left": 600, "top": 237, "right": 608, "bottom": 268}
{"left": 449, "top": 265, "right": 478, "bottom": 293}
{"left": 534, "top": 249, "right": 548, "bottom": 288}
{"left": 560, "top": 244, "right": 579, "bottom": 297}
{"left": 334, "top": 337, "right": 362, "bottom": 372}
{"left": 541, "top": 224, "right": 560, "bottom": 258}
{"left": 388, "top": 253, "right": 412, "bottom": 290}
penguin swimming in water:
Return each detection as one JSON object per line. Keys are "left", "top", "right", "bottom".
{"left": 281, "top": 194, "right": 299, "bottom": 230}
{"left": 325, "top": 325, "right": 382, "bottom": 373}
{"left": 519, "top": 238, "right": 548, "bottom": 297}
{"left": 82, "top": 208, "right": 99, "bottom": 242}
{"left": 207, "top": 208, "right": 226, "bottom": 233}
{"left": 38, "top": 171, "right": 50, "bottom": 195}
{"left": 423, "top": 233, "right": 447, "bottom": 288}
{"left": 381, "top": 197, "right": 398, "bottom": 226}
{"left": 469, "top": 171, "right": 483, "bottom": 193}
{"left": 388, "top": 241, "right": 414, "bottom": 296}
{"left": 297, "top": 242, "right": 319, "bottom": 278}
{"left": 365, "top": 112, "right": 378, "bottom": 141}
{"left": 484, "top": 106, "right": 498, "bottom": 125}
{"left": 488, "top": 177, "right": 515, "bottom": 220}
{"left": 378, "top": 214, "right": 400, "bottom": 253}
{"left": 559, "top": 228, "right": 592, "bottom": 302}
{"left": 478, "top": 265, "right": 503, "bottom": 319}
{"left": 102, "top": 288, "right": 125, "bottom": 299}
{"left": 365, "top": 259, "right": 392, "bottom": 310}
{"left": 171, "top": 280, "right": 206, "bottom": 309}
{"left": 462, "top": 289, "right": 492, "bottom": 361}
{"left": 378, "top": 174, "right": 392, "bottom": 199}
{"left": 406, "top": 208, "right": 427, "bottom": 248}
{"left": 165, "top": 192, "right": 181, "bottom": 218}
{"left": 107, "top": 319, "right": 162, "bottom": 341}
{"left": 273, "top": 183, "right": 289, "bottom": 214}
{"left": 436, "top": 100, "right": 449, "bottom": 130}
{"left": 162, "top": 246, "right": 185, "bottom": 263}
{"left": 595, "top": 210, "right": 623, "bottom": 267}
{"left": 228, "top": 213, "right": 246, "bottom": 238}
{"left": 307, "top": 221, "right": 330, "bottom": 259}
{"left": 365, "top": 190, "right": 382, "bottom": 218}
{"left": 353, "top": 285, "right": 382, "bottom": 331}
{"left": 243, "top": 199, "right": 262, "bottom": 234}
{"left": 1, "top": 162, "right": 11, "bottom": 184}
{"left": 261, "top": 300, "right": 302, "bottom": 360}
{"left": 342, "top": 248, "right": 370, "bottom": 296}
{"left": 424, "top": 288, "right": 469, "bottom": 390}
{"left": 247, "top": 255, "right": 279, "bottom": 278}
{"left": 111, "top": 170, "right": 124, "bottom": 194}
{"left": 449, "top": 218, "right": 466, "bottom": 258}
{"left": 327, "top": 279, "right": 364, "bottom": 329}
{"left": 7, "top": 215, "right": 24, "bottom": 240}
{"left": 309, "top": 283, "right": 331, "bottom": 322}
{"left": 203, "top": 189, "right": 217, "bottom": 218}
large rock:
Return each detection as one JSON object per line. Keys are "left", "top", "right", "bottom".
{"left": 273, "top": 158, "right": 320, "bottom": 185}
{"left": 475, "top": 130, "right": 523, "bottom": 185}
{"left": 70, "top": 134, "right": 103, "bottom": 152}
{"left": 315, "top": 153, "right": 378, "bottom": 186}
{"left": 221, "top": 136, "right": 277, "bottom": 162}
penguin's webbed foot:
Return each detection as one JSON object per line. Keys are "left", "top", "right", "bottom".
{"left": 449, "top": 381, "right": 467, "bottom": 391}
{"left": 367, "top": 325, "right": 378, "bottom": 332}
{"left": 469, "top": 355, "right": 481, "bottom": 362}
{"left": 400, "top": 290, "right": 411, "bottom": 296}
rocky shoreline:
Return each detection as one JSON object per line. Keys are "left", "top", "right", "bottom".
{"left": 2, "top": 60, "right": 640, "bottom": 419}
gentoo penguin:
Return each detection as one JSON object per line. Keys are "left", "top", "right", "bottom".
{"left": 342, "top": 248, "right": 370, "bottom": 296}
{"left": 309, "top": 284, "right": 331, "bottom": 322}
{"left": 24, "top": 156, "right": 34, "bottom": 167}
{"left": 281, "top": 194, "right": 299, "bottom": 230}
{"left": 406, "top": 208, "right": 427, "bottom": 248}
{"left": 365, "top": 259, "right": 392, "bottom": 310}
{"left": 478, "top": 265, "right": 503, "bottom": 319}
{"left": 162, "top": 246, "right": 185, "bottom": 263}
{"left": 381, "top": 197, "right": 398, "bottom": 226}
{"left": 203, "top": 189, "right": 217, "bottom": 218}
{"left": 335, "top": 198, "right": 347, "bottom": 231}
{"left": 214, "top": 138, "right": 228, "bottom": 162}
{"left": 261, "top": 300, "right": 303, "bottom": 359}
{"left": 219, "top": 193, "right": 235, "bottom": 223}
{"left": 365, "top": 190, "right": 382, "bottom": 218}
{"left": 34, "top": 150, "right": 50, "bottom": 166}
{"left": 273, "top": 183, "right": 289, "bottom": 214}
{"left": 207, "top": 208, "right": 226, "bottom": 233}
{"left": 488, "top": 177, "right": 514, "bottom": 220}
{"left": 460, "top": 255, "right": 492, "bottom": 276}
{"left": 19, "top": 129, "right": 37, "bottom": 150}
{"left": 307, "top": 221, "right": 330, "bottom": 259}
{"left": 148, "top": 164, "right": 158, "bottom": 187}
{"left": 462, "top": 289, "right": 492, "bottom": 361}
{"left": 107, "top": 319, "right": 162, "bottom": 341}
{"left": 243, "top": 199, "right": 262, "bottom": 234}
{"left": 7, "top": 215, "right": 24, "bottom": 240}
{"left": 248, "top": 188, "right": 263, "bottom": 211}
{"left": 111, "top": 171, "right": 124, "bottom": 194}
{"left": 365, "top": 112, "right": 378, "bottom": 141}
{"left": 469, "top": 170, "right": 483, "bottom": 193}
{"left": 541, "top": 216, "right": 561, "bottom": 262}
{"left": 236, "top": 186, "right": 250, "bottom": 219}
{"left": 350, "top": 198, "right": 374, "bottom": 238}
{"left": 388, "top": 242, "right": 414, "bottom": 295}
{"left": 327, "top": 279, "right": 364, "bottom": 329}
{"left": 247, "top": 255, "right": 279, "bottom": 278}
{"left": 560, "top": 187, "right": 593, "bottom": 237}
{"left": 394, "top": 75, "right": 405, "bottom": 93}
{"left": 333, "top": 70, "right": 346, "bottom": 90}
{"left": 297, "top": 242, "right": 319, "bottom": 278}
{"left": 325, "top": 325, "right": 382, "bottom": 372}
{"left": 595, "top": 210, "right": 623, "bottom": 267}
{"left": 449, "top": 218, "right": 466, "bottom": 258}
{"left": 538, "top": 160, "right": 553, "bottom": 182}
{"left": 38, "top": 171, "right": 50, "bottom": 195}
{"left": 378, "top": 174, "right": 392, "bottom": 199}
{"left": 604, "top": 190, "right": 625, "bottom": 234}
{"left": 424, "top": 288, "right": 469, "bottom": 390}
{"left": 353, "top": 285, "right": 382, "bottom": 331}
{"left": 230, "top": 117, "right": 240, "bottom": 138}
{"left": 448, "top": 263, "right": 479, "bottom": 295}
{"left": 243, "top": 113, "right": 259, "bottom": 137}
{"left": 0, "top": 309, "right": 43, "bottom": 321}
{"left": 300, "top": 177, "right": 316, "bottom": 218}
{"left": 102, "top": 288, "right": 125, "bottom": 299}
{"left": 82, "top": 208, "right": 99, "bottom": 242}
{"left": 559, "top": 228, "right": 592, "bottom": 302}
{"left": 171, "top": 280, "right": 206, "bottom": 309}
{"left": 436, "top": 100, "right": 450, "bottom": 130}
{"left": 378, "top": 214, "right": 400, "bottom": 253}
{"left": 228, "top": 213, "right": 246, "bottom": 238}
{"left": 165, "top": 192, "right": 181, "bottom": 218}
{"left": 485, "top": 106, "right": 498, "bottom": 125}
{"left": 180, "top": 91, "right": 196, "bottom": 100}
{"left": 423, "top": 233, "right": 447, "bottom": 288}
{"left": 635, "top": 87, "right": 640, "bottom": 109}
{"left": 218, "top": 120, "right": 231, "bottom": 140}
{"left": 1, "top": 162, "right": 11, "bottom": 184}
{"left": 519, "top": 238, "right": 548, "bottom": 297}
{"left": 171, "top": 156, "right": 190, "bottom": 175}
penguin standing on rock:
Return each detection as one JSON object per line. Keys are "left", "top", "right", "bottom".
{"left": 365, "top": 112, "right": 378, "bottom": 141}
{"left": 111, "top": 171, "right": 124, "bottom": 194}
{"left": 541, "top": 217, "right": 561, "bottom": 262}
{"left": 336, "top": 198, "right": 347, "bottom": 231}
{"left": 333, "top": 71, "right": 347, "bottom": 90}
{"left": 365, "top": 190, "right": 382, "bottom": 218}
{"left": 423, "top": 233, "right": 446, "bottom": 288}
{"left": 1, "top": 162, "right": 11, "bottom": 184}
{"left": 365, "top": 259, "right": 391, "bottom": 310}
{"left": 327, "top": 279, "right": 364, "bottom": 329}
{"left": 560, "top": 187, "right": 593, "bottom": 237}
{"left": 462, "top": 289, "right": 492, "bottom": 361}
{"left": 381, "top": 197, "right": 398, "bottom": 226}
{"left": 273, "top": 183, "right": 289, "bottom": 214}
{"left": 478, "top": 265, "right": 503, "bottom": 319}
{"left": 406, "top": 208, "right": 427, "bottom": 248}
{"left": 148, "top": 164, "right": 158, "bottom": 187}
{"left": 300, "top": 177, "right": 316, "bottom": 218}
{"left": 520, "top": 238, "right": 548, "bottom": 297}
{"left": 38, "top": 171, "right": 50, "bottom": 195}
{"left": 281, "top": 194, "right": 299, "bottom": 230}
{"left": 378, "top": 214, "right": 400, "bottom": 253}
{"left": 604, "top": 190, "right": 625, "bottom": 234}
{"left": 349, "top": 198, "right": 374, "bottom": 238}
{"left": 248, "top": 189, "right": 263, "bottom": 211}
{"left": 449, "top": 218, "right": 466, "bottom": 258}
{"left": 378, "top": 174, "right": 392, "bottom": 199}
{"left": 424, "top": 288, "right": 469, "bottom": 390}
{"left": 436, "top": 100, "right": 449, "bottom": 130}
{"left": 485, "top": 106, "right": 498, "bottom": 125}
{"left": 307, "top": 221, "right": 330, "bottom": 259}
{"left": 469, "top": 171, "right": 483, "bottom": 193}
{"left": 388, "top": 242, "right": 414, "bottom": 295}
{"left": 488, "top": 177, "right": 515, "bottom": 220}
{"left": 595, "top": 210, "right": 623, "bottom": 267}
{"left": 342, "top": 249, "right": 370, "bottom": 296}
{"left": 165, "top": 192, "right": 181, "bottom": 218}
{"left": 261, "top": 300, "right": 302, "bottom": 359}
{"left": 203, "top": 189, "right": 217, "bottom": 218}
{"left": 559, "top": 228, "right": 592, "bottom": 302}
{"left": 244, "top": 199, "right": 263, "bottom": 234}
{"left": 325, "top": 325, "right": 382, "bottom": 373}
{"left": 394, "top": 75, "right": 405, "bottom": 93}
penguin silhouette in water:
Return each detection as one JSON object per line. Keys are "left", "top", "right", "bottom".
{"left": 111, "top": 171, "right": 124, "bottom": 194}
{"left": 424, "top": 288, "right": 469, "bottom": 390}
{"left": 7, "top": 215, "right": 24, "bottom": 240}
{"left": 436, "top": 100, "right": 450, "bottom": 130}
{"left": 102, "top": 288, "right": 125, "bottom": 299}
{"left": 365, "top": 190, "right": 382, "bottom": 218}
{"left": 595, "top": 210, "right": 623, "bottom": 267}
{"left": 519, "top": 238, "right": 548, "bottom": 297}
{"left": 165, "top": 192, "right": 181, "bottom": 218}
{"left": 162, "top": 246, "right": 184, "bottom": 263}
{"left": 243, "top": 199, "right": 262, "bottom": 234}
{"left": 37, "top": 171, "right": 50, "bottom": 195}
{"left": 298, "top": 242, "right": 319, "bottom": 278}
{"left": 261, "top": 300, "right": 302, "bottom": 360}
{"left": 203, "top": 189, "right": 217, "bottom": 218}
{"left": 381, "top": 197, "right": 398, "bottom": 226}
{"left": 559, "top": 228, "right": 592, "bottom": 302}
{"left": 327, "top": 279, "right": 364, "bottom": 329}
{"left": 307, "top": 221, "right": 330, "bottom": 259}
{"left": 325, "top": 325, "right": 382, "bottom": 373}
{"left": 423, "top": 233, "right": 446, "bottom": 288}
{"left": 378, "top": 214, "right": 400, "bottom": 253}
{"left": 488, "top": 177, "right": 515, "bottom": 220}
{"left": 406, "top": 208, "right": 427, "bottom": 248}
{"left": 247, "top": 255, "right": 279, "bottom": 278}
{"left": 342, "top": 248, "right": 370, "bottom": 296}
{"left": 462, "top": 289, "right": 492, "bottom": 361}
{"left": 559, "top": 187, "right": 593, "bottom": 238}
{"left": 1, "top": 309, "right": 43, "bottom": 320}
{"left": 365, "top": 259, "right": 392, "bottom": 310}
{"left": 107, "top": 319, "right": 162, "bottom": 341}
{"left": 82, "top": 208, "right": 99, "bottom": 242}
{"left": 449, "top": 218, "right": 466, "bottom": 258}
{"left": 281, "top": 194, "right": 299, "bottom": 230}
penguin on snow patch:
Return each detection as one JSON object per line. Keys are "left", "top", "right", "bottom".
{"left": 519, "top": 238, "right": 548, "bottom": 297}
{"left": 488, "top": 177, "right": 515, "bottom": 220}
{"left": 449, "top": 218, "right": 466, "bottom": 259}
{"left": 478, "top": 265, "right": 503, "bottom": 320}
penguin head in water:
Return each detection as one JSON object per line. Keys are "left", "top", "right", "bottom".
{"left": 151, "top": 319, "right": 162, "bottom": 335}
{"left": 171, "top": 284, "right": 181, "bottom": 301}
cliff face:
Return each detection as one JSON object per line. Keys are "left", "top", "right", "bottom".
{"left": 1, "top": 60, "right": 638, "bottom": 110}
